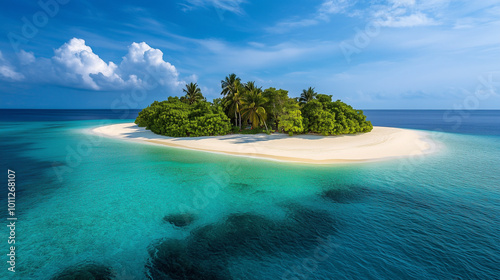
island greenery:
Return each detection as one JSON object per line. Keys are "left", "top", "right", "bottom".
{"left": 135, "top": 74, "right": 373, "bottom": 137}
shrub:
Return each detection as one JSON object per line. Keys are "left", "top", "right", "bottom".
{"left": 231, "top": 126, "right": 240, "bottom": 133}
{"left": 135, "top": 98, "right": 231, "bottom": 137}
{"left": 239, "top": 127, "right": 266, "bottom": 134}
{"left": 278, "top": 103, "right": 304, "bottom": 135}
{"left": 301, "top": 97, "right": 372, "bottom": 135}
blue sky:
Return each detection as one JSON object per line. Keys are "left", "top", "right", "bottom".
{"left": 0, "top": 0, "right": 499, "bottom": 109}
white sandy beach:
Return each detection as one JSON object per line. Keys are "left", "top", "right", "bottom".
{"left": 91, "top": 123, "right": 435, "bottom": 164}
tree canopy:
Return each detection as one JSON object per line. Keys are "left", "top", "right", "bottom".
{"left": 180, "top": 82, "right": 205, "bottom": 105}
{"left": 301, "top": 94, "right": 373, "bottom": 135}
{"left": 278, "top": 102, "right": 304, "bottom": 136}
{"left": 240, "top": 89, "right": 269, "bottom": 130}
{"left": 135, "top": 97, "right": 231, "bottom": 137}
{"left": 136, "top": 77, "right": 372, "bottom": 137}
{"left": 299, "top": 87, "right": 317, "bottom": 104}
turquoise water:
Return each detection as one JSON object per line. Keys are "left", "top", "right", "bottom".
{"left": 1, "top": 112, "right": 499, "bottom": 279}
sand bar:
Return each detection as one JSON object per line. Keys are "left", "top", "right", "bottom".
{"left": 91, "top": 123, "right": 436, "bottom": 164}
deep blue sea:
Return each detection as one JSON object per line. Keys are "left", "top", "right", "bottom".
{"left": 0, "top": 109, "right": 499, "bottom": 280}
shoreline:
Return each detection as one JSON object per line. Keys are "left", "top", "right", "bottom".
{"left": 90, "top": 123, "right": 437, "bottom": 164}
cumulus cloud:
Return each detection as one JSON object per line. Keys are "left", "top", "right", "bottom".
{"left": 52, "top": 38, "right": 121, "bottom": 90}
{"left": 118, "top": 42, "right": 182, "bottom": 89}
{"left": 0, "top": 38, "right": 183, "bottom": 91}
{"left": 18, "top": 50, "right": 36, "bottom": 65}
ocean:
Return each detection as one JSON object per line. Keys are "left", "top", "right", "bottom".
{"left": 0, "top": 109, "right": 499, "bottom": 279}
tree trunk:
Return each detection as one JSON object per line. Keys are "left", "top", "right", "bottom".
{"left": 264, "top": 120, "right": 268, "bottom": 131}
{"left": 234, "top": 111, "right": 237, "bottom": 126}
{"left": 238, "top": 112, "right": 242, "bottom": 129}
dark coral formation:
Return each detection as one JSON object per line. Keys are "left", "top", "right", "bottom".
{"left": 321, "top": 185, "right": 371, "bottom": 204}
{"left": 163, "top": 213, "right": 197, "bottom": 227}
{"left": 147, "top": 205, "right": 339, "bottom": 279}
{"left": 50, "top": 263, "right": 114, "bottom": 280}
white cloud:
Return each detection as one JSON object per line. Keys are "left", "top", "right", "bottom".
{"left": 268, "top": 0, "right": 449, "bottom": 33}
{"left": 389, "top": 0, "right": 416, "bottom": 7}
{"left": 363, "top": 1, "right": 500, "bottom": 30}
{"left": 118, "top": 42, "right": 182, "bottom": 89}
{"left": 52, "top": 38, "right": 121, "bottom": 89}
{"left": 378, "top": 12, "right": 438, "bottom": 27}
{"left": 371, "top": 0, "right": 446, "bottom": 28}
{"left": 0, "top": 38, "right": 183, "bottom": 91}
{"left": 0, "top": 65, "right": 24, "bottom": 81}
{"left": 0, "top": 51, "right": 24, "bottom": 81}
{"left": 317, "top": 0, "right": 352, "bottom": 20}
{"left": 268, "top": 0, "right": 354, "bottom": 33}
{"left": 181, "top": 0, "right": 246, "bottom": 14}
{"left": 18, "top": 50, "right": 36, "bottom": 65}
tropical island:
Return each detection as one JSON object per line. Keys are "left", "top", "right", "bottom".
{"left": 91, "top": 74, "right": 435, "bottom": 164}
{"left": 134, "top": 74, "right": 373, "bottom": 137}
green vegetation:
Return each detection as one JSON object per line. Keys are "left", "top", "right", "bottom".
{"left": 299, "top": 87, "right": 317, "bottom": 104}
{"left": 136, "top": 73, "right": 373, "bottom": 137}
{"left": 180, "top": 82, "right": 205, "bottom": 105}
{"left": 238, "top": 127, "right": 267, "bottom": 134}
{"left": 278, "top": 102, "right": 304, "bottom": 136}
{"left": 240, "top": 88, "right": 269, "bottom": 130}
{"left": 135, "top": 97, "right": 231, "bottom": 137}
{"left": 263, "top": 87, "right": 288, "bottom": 130}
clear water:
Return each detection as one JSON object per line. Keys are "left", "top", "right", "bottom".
{"left": 0, "top": 110, "right": 499, "bottom": 279}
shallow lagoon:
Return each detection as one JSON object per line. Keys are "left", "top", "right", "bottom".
{"left": 0, "top": 110, "right": 499, "bottom": 279}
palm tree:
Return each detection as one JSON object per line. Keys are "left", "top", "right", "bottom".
{"left": 299, "top": 87, "right": 317, "bottom": 104}
{"left": 224, "top": 89, "right": 243, "bottom": 129}
{"left": 240, "top": 89, "right": 269, "bottom": 130}
{"left": 181, "top": 82, "right": 204, "bottom": 105}
{"left": 221, "top": 74, "right": 242, "bottom": 127}
{"left": 221, "top": 73, "right": 241, "bottom": 97}
{"left": 244, "top": 81, "right": 262, "bottom": 93}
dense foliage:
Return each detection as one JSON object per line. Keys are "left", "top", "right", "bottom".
{"left": 301, "top": 94, "right": 372, "bottom": 135}
{"left": 263, "top": 87, "right": 288, "bottom": 129}
{"left": 136, "top": 74, "right": 372, "bottom": 137}
{"left": 135, "top": 97, "right": 231, "bottom": 137}
{"left": 278, "top": 102, "right": 304, "bottom": 136}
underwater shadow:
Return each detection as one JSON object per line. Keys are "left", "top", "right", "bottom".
{"left": 321, "top": 184, "right": 373, "bottom": 204}
{"left": 146, "top": 205, "right": 340, "bottom": 279}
